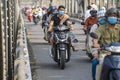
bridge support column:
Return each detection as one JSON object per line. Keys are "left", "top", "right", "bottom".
{"left": 71, "top": 0, "right": 74, "bottom": 14}
{"left": 99, "top": 0, "right": 104, "bottom": 8}
{"left": 84, "top": 0, "right": 88, "bottom": 12}
{"left": 68, "top": 0, "right": 71, "bottom": 14}
{"left": 75, "top": 0, "right": 78, "bottom": 14}
{"left": 65, "top": 0, "right": 68, "bottom": 13}
{"left": 112, "top": 0, "right": 116, "bottom": 7}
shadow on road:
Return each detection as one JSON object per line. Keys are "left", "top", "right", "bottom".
{"left": 31, "top": 42, "right": 49, "bottom": 45}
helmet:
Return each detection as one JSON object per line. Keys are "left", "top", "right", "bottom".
{"left": 97, "top": 7, "right": 106, "bottom": 18}
{"left": 91, "top": 1, "right": 95, "bottom": 4}
{"left": 87, "top": 5, "right": 91, "bottom": 9}
{"left": 90, "top": 10, "right": 97, "bottom": 17}
{"left": 90, "top": 10, "right": 97, "bottom": 14}
{"left": 49, "top": 6, "right": 56, "bottom": 11}
{"left": 101, "top": 7, "right": 106, "bottom": 10}
{"left": 105, "top": 8, "right": 119, "bottom": 18}
{"left": 48, "top": 6, "right": 57, "bottom": 14}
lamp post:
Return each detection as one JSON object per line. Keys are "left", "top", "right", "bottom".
{"left": 39, "top": 0, "right": 42, "bottom": 7}
{"left": 116, "top": 0, "right": 120, "bottom": 8}
{"left": 50, "top": 0, "right": 53, "bottom": 2}
{"left": 50, "top": 0, "right": 53, "bottom": 6}
{"left": 107, "top": 0, "right": 109, "bottom": 9}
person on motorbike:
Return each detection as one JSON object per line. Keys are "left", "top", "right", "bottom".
{"left": 90, "top": 7, "right": 107, "bottom": 33}
{"left": 92, "top": 8, "right": 120, "bottom": 80}
{"left": 42, "top": 9, "right": 50, "bottom": 40}
{"left": 83, "top": 9, "right": 98, "bottom": 34}
{"left": 48, "top": 5, "right": 77, "bottom": 51}
{"left": 97, "top": 7, "right": 106, "bottom": 18}
{"left": 37, "top": 7, "right": 43, "bottom": 20}
{"left": 32, "top": 7, "right": 39, "bottom": 14}
{"left": 42, "top": 9, "right": 49, "bottom": 27}
{"left": 83, "top": 9, "right": 98, "bottom": 59}
{"left": 47, "top": 6, "right": 58, "bottom": 20}
{"left": 87, "top": 8, "right": 107, "bottom": 60}
{"left": 27, "top": 7, "right": 33, "bottom": 21}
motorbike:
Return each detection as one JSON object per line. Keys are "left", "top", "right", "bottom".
{"left": 33, "top": 13, "right": 39, "bottom": 25}
{"left": 28, "top": 12, "right": 33, "bottom": 22}
{"left": 85, "top": 25, "right": 94, "bottom": 60}
{"left": 51, "top": 25, "right": 71, "bottom": 69}
{"left": 90, "top": 32, "right": 120, "bottom": 80}
{"left": 42, "top": 21, "right": 49, "bottom": 41}
{"left": 81, "top": 21, "right": 94, "bottom": 59}
{"left": 85, "top": 24, "right": 99, "bottom": 60}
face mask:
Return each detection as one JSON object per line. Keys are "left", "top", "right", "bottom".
{"left": 58, "top": 11, "right": 65, "bottom": 15}
{"left": 99, "top": 17, "right": 106, "bottom": 25}
{"left": 107, "top": 17, "right": 117, "bottom": 24}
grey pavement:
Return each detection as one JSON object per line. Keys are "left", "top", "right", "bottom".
{"left": 25, "top": 17, "right": 92, "bottom": 80}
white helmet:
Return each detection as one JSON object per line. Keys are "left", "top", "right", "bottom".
{"left": 101, "top": 7, "right": 106, "bottom": 10}
{"left": 97, "top": 7, "right": 106, "bottom": 18}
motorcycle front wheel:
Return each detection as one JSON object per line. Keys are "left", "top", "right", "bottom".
{"left": 85, "top": 33, "right": 93, "bottom": 60}
{"left": 44, "top": 27, "right": 48, "bottom": 41}
{"left": 58, "top": 50, "right": 66, "bottom": 69}
{"left": 109, "top": 70, "right": 120, "bottom": 80}
{"left": 33, "top": 18, "right": 38, "bottom": 25}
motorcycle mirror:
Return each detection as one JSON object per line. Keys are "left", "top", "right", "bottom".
{"left": 81, "top": 21, "right": 85, "bottom": 25}
{"left": 90, "top": 32, "right": 98, "bottom": 39}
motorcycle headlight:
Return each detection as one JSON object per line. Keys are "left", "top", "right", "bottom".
{"left": 58, "top": 32, "right": 66, "bottom": 39}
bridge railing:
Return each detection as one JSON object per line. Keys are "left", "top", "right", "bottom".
{"left": 14, "top": 13, "right": 32, "bottom": 80}
{"left": 0, "top": 0, "right": 32, "bottom": 80}
{"left": 0, "top": 0, "right": 19, "bottom": 79}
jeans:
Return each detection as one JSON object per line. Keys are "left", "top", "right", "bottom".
{"left": 69, "top": 31, "right": 76, "bottom": 42}
{"left": 92, "top": 58, "right": 99, "bottom": 80}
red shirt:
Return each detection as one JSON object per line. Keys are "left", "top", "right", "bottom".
{"left": 84, "top": 16, "right": 98, "bottom": 29}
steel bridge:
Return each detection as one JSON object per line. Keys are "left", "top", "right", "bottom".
{"left": 0, "top": 0, "right": 32, "bottom": 80}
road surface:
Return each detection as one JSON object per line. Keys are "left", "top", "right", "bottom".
{"left": 24, "top": 16, "right": 92, "bottom": 80}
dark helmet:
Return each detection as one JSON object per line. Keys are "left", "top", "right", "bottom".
{"left": 48, "top": 6, "right": 57, "bottom": 14}
{"left": 90, "top": 10, "right": 97, "bottom": 14}
{"left": 105, "top": 8, "right": 119, "bottom": 18}
{"left": 87, "top": 5, "right": 91, "bottom": 9}
{"left": 90, "top": 10, "right": 97, "bottom": 17}
{"left": 49, "top": 6, "right": 56, "bottom": 11}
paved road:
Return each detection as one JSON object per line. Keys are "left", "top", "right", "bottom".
{"left": 25, "top": 16, "right": 92, "bottom": 80}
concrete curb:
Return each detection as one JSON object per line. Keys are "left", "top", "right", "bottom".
{"left": 14, "top": 13, "right": 32, "bottom": 80}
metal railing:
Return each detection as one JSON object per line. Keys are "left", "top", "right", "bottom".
{"left": 0, "top": 0, "right": 7, "bottom": 80}
{"left": 0, "top": 0, "right": 32, "bottom": 80}
{"left": 14, "top": 13, "right": 32, "bottom": 80}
